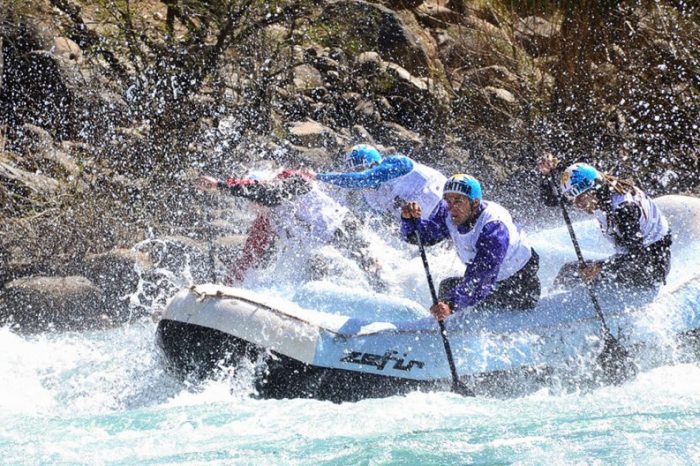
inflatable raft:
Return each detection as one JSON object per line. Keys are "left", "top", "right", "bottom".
{"left": 156, "top": 196, "right": 700, "bottom": 401}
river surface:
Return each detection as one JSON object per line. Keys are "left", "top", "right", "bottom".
{"left": 2, "top": 219, "right": 699, "bottom": 465}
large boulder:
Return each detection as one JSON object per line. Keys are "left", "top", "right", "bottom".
{"left": 287, "top": 120, "right": 343, "bottom": 148}
{"left": 50, "top": 36, "right": 83, "bottom": 65}
{"left": 292, "top": 64, "right": 324, "bottom": 90}
{"left": 319, "top": 0, "right": 436, "bottom": 76}
{"left": 440, "top": 17, "right": 512, "bottom": 71}
{"left": 354, "top": 52, "right": 449, "bottom": 130}
{"left": 0, "top": 275, "right": 106, "bottom": 333}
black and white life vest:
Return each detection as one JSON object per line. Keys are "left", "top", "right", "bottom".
{"left": 593, "top": 190, "right": 669, "bottom": 254}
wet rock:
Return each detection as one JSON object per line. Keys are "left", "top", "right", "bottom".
{"left": 282, "top": 94, "right": 314, "bottom": 121}
{"left": 462, "top": 65, "right": 519, "bottom": 92}
{"left": 482, "top": 86, "right": 517, "bottom": 106}
{"left": 0, "top": 22, "right": 75, "bottom": 138}
{"left": 81, "top": 249, "right": 152, "bottom": 321}
{"left": 415, "top": 1, "right": 465, "bottom": 27}
{"left": 355, "top": 99, "right": 381, "bottom": 122}
{"left": 0, "top": 245, "right": 8, "bottom": 287}
{"left": 293, "top": 64, "right": 324, "bottom": 90}
{"left": 372, "top": 62, "right": 448, "bottom": 129}
{"left": 320, "top": 0, "right": 433, "bottom": 76}
{"left": 379, "top": 122, "right": 424, "bottom": 150}
{"left": 356, "top": 51, "right": 384, "bottom": 75}
{"left": 351, "top": 125, "right": 375, "bottom": 144}
{"left": 305, "top": 47, "right": 343, "bottom": 75}
{"left": 514, "top": 16, "right": 559, "bottom": 57}
{"left": 385, "top": 62, "right": 429, "bottom": 92}
{"left": 286, "top": 145, "right": 335, "bottom": 168}
{"left": 0, "top": 152, "right": 60, "bottom": 216}
{"left": 0, "top": 275, "right": 107, "bottom": 333}
{"left": 50, "top": 36, "right": 82, "bottom": 65}
{"left": 287, "top": 120, "right": 340, "bottom": 148}
{"left": 137, "top": 236, "right": 213, "bottom": 284}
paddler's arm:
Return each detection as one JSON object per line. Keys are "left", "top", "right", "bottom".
{"left": 400, "top": 201, "right": 450, "bottom": 246}
{"left": 219, "top": 175, "right": 312, "bottom": 207}
{"left": 536, "top": 154, "right": 568, "bottom": 207}
{"left": 447, "top": 222, "right": 509, "bottom": 311}
{"left": 316, "top": 156, "right": 412, "bottom": 189}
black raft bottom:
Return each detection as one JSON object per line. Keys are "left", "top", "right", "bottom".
{"left": 156, "top": 319, "right": 556, "bottom": 402}
{"left": 156, "top": 318, "right": 440, "bottom": 402}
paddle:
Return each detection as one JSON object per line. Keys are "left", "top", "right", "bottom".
{"left": 549, "top": 176, "right": 637, "bottom": 384}
{"left": 413, "top": 224, "right": 476, "bottom": 397}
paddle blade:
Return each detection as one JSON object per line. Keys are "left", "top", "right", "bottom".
{"left": 452, "top": 381, "right": 476, "bottom": 397}
{"left": 596, "top": 336, "right": 637, "bottom": 385}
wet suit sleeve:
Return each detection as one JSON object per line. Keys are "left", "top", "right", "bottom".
{"left": 448, "top": 221, "right": 510, "bottom": 310}
{"left": 600, "top": 202, "right": 644, "bottom": 274}
{"left": 232, "top": 213, "right": 275, "bottom": 282}
{"left": 400, "top": 201, "right": 451, "bottom": 246}
{"left": 317, "top": 156, "right": 413, "bottom": 189}
{"left": 221, "top": 175, "right": 311, "bottom": 207}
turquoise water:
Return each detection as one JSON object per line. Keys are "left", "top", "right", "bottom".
{"left": 2, "top": 219, "right": 699, "bottom": 465}
{"left": 1, "top": 320, "right": 699, "bottom": 465}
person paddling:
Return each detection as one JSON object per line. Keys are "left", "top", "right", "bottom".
{"left": 401, "top": 174, "right": 541, "bottom": 321}
{"left": 316, "top": 144, "right": 446, "bottom": 221}
{"left": 197, "top": 169, "right": 384, "bottom": 289}
{"left": 538, "top": 156, "right": 672, "bottom": 289}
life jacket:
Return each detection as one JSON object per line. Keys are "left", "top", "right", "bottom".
{"left": 445, "top": 201, "right": 533, "bottom": 281}
{"left": 593, "top": 189, "right": 669, "bottom": 254}
{"left": 271, "top": 184, "right": 348, "bottom": 245}
{"left": 361, "top": 159, "right": 446, "bottom": 219}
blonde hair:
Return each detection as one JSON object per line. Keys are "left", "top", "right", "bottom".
{"left": 601, "top": 173, "right": 638, "bottom": 196}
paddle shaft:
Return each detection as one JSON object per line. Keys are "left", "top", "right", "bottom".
{"left": 551, "top": 180, "right": 615, "bottom": 340}
{"left": 413, "top": 226, "right": 468, "bottom": 393}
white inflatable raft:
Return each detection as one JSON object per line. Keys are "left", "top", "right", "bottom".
{"left": 156, "top": 196, "right": 700, "bottom": 401}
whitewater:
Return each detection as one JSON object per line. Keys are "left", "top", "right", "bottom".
{"left": 2, "top": 208, "right": 699, "bottom": 464}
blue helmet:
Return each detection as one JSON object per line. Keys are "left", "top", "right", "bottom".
{"left": 344, "top": 144, "right": 382, "bottom": 169}
{"left": 443, "top": 174, "right": 482, "bottom": 201}
{"left": 561, "top": 163, "right": 602, "bottom": 200}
